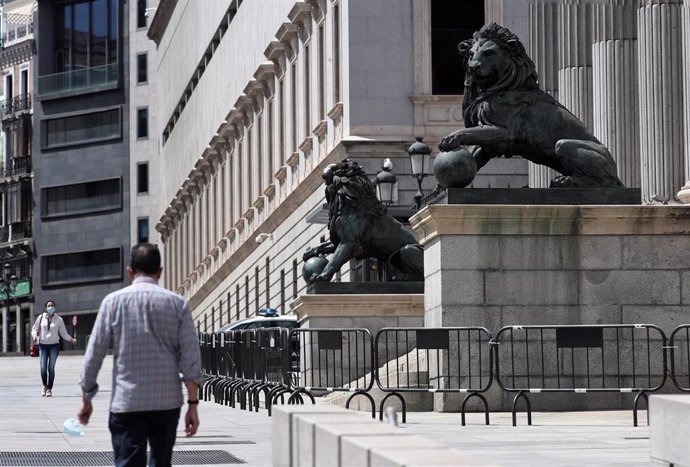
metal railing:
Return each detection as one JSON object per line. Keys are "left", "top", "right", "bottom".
{"left": 375, "top": 327, "right": 493, "bottom": 424}
{"left": 37, "top": 63, "right": 119, "bottom": 97}
{"left": 1, "top": 22, "right": 33, "bottom": 46}
{"left": 669, "top": 325, "right": 690, "bottom": 392}
{"left": 494, "top": 324, "right": 668, "bottom": 426}
{"left": 1, "top": 156, "right": 31, "bottom": 178}
{"left": 1, "top": 94, "right": 31, "bottom": 117}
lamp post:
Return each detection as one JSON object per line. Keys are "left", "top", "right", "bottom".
{"left": 408, "top": 137, "right": 432, "bottom": 210}
{"left": 374, "top": 158, "right": 398, "bottom": 206}
{"left": 0, "top": 263, "right": 18, "bottom": 352}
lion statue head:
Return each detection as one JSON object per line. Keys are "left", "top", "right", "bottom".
{"left": 322, "top": 159, "right": 386, "bottom": 233}
{"left": 460, "top": 23, "right": 540, "bottom": 127}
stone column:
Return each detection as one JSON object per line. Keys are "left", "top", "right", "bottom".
{"left": 591, "top": 0, "right": 640, "bottom": 188}
{"left": 527, "top": 0, "right": 561, "bottom": 187}
{"left": 638, "top": 0, "right": 685, "bottom": 203}
{"left": 559, "top": 0, "right": 595, "bottom": 128}
{"left": 2, "top": 306, "right": 7, "bottom": 353}
{"left": 677, "top": 0, "right": 690, "bottom": 203}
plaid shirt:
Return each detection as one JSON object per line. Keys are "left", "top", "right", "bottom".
{"left": 80, "top": 276, "right": 203, "bottom": 413}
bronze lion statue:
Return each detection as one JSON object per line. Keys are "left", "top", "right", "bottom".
{"left": 439, "top": 23, "right": 624, "bottom": 188}
{"left": 303, "top": 159, "right": 424, "bottom": 282}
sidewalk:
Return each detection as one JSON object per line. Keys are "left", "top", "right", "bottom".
{"left": 0, "top": 355, "right": 271, "bottom": 466}
{"left": 0, "top": 355, "right": 652, "bottom": 466}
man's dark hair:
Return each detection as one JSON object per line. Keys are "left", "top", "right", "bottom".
{"left": 130, "top": 243, "right": 161, "bottom": 275}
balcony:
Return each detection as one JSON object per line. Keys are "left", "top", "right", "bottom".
{"left": 1, "top": 157, "right": 31, "bottom": 179}
{"left": 37, "top": 63, "right": 119, "bottom": 99}
{"left": 0, "top": 94, "right": 31, "bottom": 120}
{"left": 0, "top": 20, "right": 33, "bottom": 48}
{"left": 0, "top": 222, "right": 32, "bottom": 245}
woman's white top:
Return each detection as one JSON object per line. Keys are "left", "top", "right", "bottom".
{"left": 31, "top": 314, "right": 72, "bottom": 345}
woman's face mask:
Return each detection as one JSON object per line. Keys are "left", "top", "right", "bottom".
{"left": 47, "top": 306, "right": 56, "bottom": 314}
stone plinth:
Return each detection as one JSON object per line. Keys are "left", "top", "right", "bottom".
{"left": 411, "top": 204, "right": 690, "bottom": 411}
{"left": 290, "top": 293, "right": 424, "bottom": 331}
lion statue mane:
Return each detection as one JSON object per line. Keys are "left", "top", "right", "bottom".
{"left": 439, "top": 23, "right": 624, "bottom": 188}
{"left": 303, "top": 159, "right": 424, "bottom": 283}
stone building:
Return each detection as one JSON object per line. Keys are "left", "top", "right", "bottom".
{"left": 0, "top": 0, "right": 35, "bottom": 353}
{"left": 148, "top": 0, "right": 524, "bottom": 329}
{"left": 149, "top": 0, "right": 689, "bottom": 329}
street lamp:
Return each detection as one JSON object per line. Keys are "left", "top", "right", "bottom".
{"left": 374, "top": 158, "right": 398, "bottom": 206}
{"left": 408, "top": 137, "right": 432, "bottom": 210}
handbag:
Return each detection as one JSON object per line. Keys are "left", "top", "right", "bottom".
{"left": 29, "top": 316, "right": 41, "bottom": 357}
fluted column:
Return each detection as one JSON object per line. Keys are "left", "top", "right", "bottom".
{"left": 592, "top": 0, "right": 640, "bottom": 187}
{"left": 638, "top": 0, "right": 685, "bottom": 203}
{"left": 528, "top": 0, "right": 561, "bottom": 187}
{"left": 677, "top": 0, "right": 690, "bottom": 203}
{"left": 559, "top": 0, "right": 595, "bottom": 128}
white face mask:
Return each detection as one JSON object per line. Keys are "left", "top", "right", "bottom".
{"left": 47, "top": 306, "right": 56, "bottom": 315}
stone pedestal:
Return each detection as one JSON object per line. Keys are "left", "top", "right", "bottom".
{"left": 412, "top": 204, "right": 690, "bottom": 411}
{"left": 649, "top": 395, "right": 690, "bottom": 467}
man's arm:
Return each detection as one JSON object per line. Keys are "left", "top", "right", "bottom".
{"left": 78, "top": 298, "right": 113, "bottom": 425}
{"left": 184, "top": 380, "right": 200, "bottom": 437}
{"left": 177, "top": 300, "right": 203, "bottom": 437}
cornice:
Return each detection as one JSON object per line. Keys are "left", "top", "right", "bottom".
{"left": 147, "top": 0, "right": 178, "bottom": 45}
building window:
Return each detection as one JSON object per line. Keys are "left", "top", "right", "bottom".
{"left": 333, "top": 4, "right": 341, "bottom": 103}
{"left": 137, "top": 0, "right": 147, "bottom": 28}
{"left": 304, "top": 43, "right": 310, "bottom": 134}
{"left": 137, "top": 218, "right": 149, "bottom": 243}
{"left": 292, "top": 259, "right": 298, "bottom": 299}
{"left": 431, "top": 0, "right": 483, "bottom": 95}
{"left": 137, "top": 107, "right": 148, "bottom": 138}
{"left": 42, "top": 178, "right": 121, "bottom": 218}
{"left": 137, "top": 162, "right": 149, "bottom": 194}
{"left": 137, "top": 53, "right": 148, "bottom": 83}
{"left": 244, "top": 276, "right": 249, "bottom": 315}
{"left": 255, "top": 267, "right": 260, "bottom": 310}
{"left": 280, "top": 269, "right": 285, "bottom": 312}
{"left": 235, "top": 284, "right": 240, "bottom": 319}
{"left": 55, "top": 0, "right": 118, "bottom": 72}
{"left": 43, "top": 247, "right": 122, "bottom": 286}
{"left": 43, "top": 108, "right": 121, "bottom": 149}
{"left": 265, "top": 257, "right": 270, "bottom": 307}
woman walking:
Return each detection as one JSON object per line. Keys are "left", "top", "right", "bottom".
{"left": 31, "top": 301, "right": 76, "bottom": 397}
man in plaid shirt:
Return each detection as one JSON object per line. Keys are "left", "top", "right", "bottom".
{"left": 78, "top": 243, "right": 203, "bottom": 467}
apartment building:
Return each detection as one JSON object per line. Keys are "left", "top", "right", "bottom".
{"left": 32, "top": 0, "right": 131, "bottom": 347}
{"left": 0, "top": 0, "right": 34, "bottom": 353}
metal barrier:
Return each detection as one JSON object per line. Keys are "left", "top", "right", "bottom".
{"left": 669, "top": 324, "right": 690, "bottom": 392}
{"left": 290, "top": 328, "right": 376, "bottom": 417}
{"left": 375, "top": 327, "right": 493, "bottom": 425}
{"left": 494, "top": 324, "right": 668, "bottom": 426}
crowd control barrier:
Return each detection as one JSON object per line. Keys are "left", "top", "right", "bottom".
{"left": 669, "top": 324, "right": 690, "bottom": 392}
{"left": 494, "top": 324, "right": 668, "bottom": 426}
{"left": 289, "top": 328, "right": 376, "bottom": 417}
{"left": 199, "top": 322, "right": 687, "bottom": 427}
{"left": 375, "top": 327, "right": 493, "bottom": 425}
